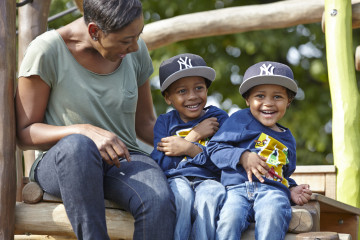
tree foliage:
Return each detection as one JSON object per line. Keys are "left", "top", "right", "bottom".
{"left": 49, "top": 0, "right": 360, "bottom": 165}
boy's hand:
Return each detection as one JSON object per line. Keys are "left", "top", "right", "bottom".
{"left": 290, "top": 184, "right": 312, "bottom": 206}
{"left": 157, "top": 136, "right": 202, "bottom": 157}
{"left": 185, "top": 117, "right": 219, "bottom": 142}
{"left": 239, "top": 151, "right": 269, "bottom": 183}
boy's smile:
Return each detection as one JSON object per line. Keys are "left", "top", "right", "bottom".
{"left": 164, "top": 76, "right": 208, "bottom": 123}
{"left": 245, "top": 84, "right": 291, "bottom": 132}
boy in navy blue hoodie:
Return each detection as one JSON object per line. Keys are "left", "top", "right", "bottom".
{"left": 151, "top": 53, "right": 229, "bottom": 240}
{"left": 207, "top": 61, "right": 312, "bottom": 240}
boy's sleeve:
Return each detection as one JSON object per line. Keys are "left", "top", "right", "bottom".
{"left": 206, "top": 116, "right": 250, "bottom": 171}
{"left": 184, "top": 109, "right": 229, "bottom": 169}
{"left": 216, "top": 109, "right": 230, "bottom": 126}
{"left": 150, "top": 115, "right": 183, "bottom": 172}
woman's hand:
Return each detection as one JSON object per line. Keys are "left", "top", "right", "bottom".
{"left": 185, "top": 117, "right": 219, "bottom": 142}
{"left": 79, "top": 124, "right": 131, "bottom": 167}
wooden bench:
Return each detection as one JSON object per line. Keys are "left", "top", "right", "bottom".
{"left": 15, "top": 181, "right": 316, "bottom": 239}
{"left": 15, "top": 192, "right": 358, "bottom": 239}
{"left": 9, "top": 161, "right": 355, "bottom": 240}
{"left": 15, "top": 165, "right": 359, "bottom": 239}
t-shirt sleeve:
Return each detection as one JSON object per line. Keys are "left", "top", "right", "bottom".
{"left": 133, "top": 37, "right": 154, "bottom": 87}
{"left": 18, "top": 31, "right": 58, "bottom": 87}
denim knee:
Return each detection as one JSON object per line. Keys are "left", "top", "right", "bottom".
{"left": 57, "top": 134, "right": 100, "bottom": 159}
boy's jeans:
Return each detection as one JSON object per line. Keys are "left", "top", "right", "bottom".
{"left": 216, "top": 181, "right": 292, "bottom": 240}
{"left": 35, "top": 134, "right": 176, "bottom": 240}
{"left": 168, "top": 176, "right": 226, "bottom": 240}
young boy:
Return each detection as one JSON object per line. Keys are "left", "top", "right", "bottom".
{"left": 151, "top": 53, "right": 229, "bottom": 240}
{"left": 206, "top": 61, "right": 312, "bottom": 240}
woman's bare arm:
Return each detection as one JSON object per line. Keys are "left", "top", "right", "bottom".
{"left": 135, "top": 80, "right": 156, "bottom": 145}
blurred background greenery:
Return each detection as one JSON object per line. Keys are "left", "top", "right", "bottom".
{"left": 42, "top": 0, "right": 360, "bottom": 165}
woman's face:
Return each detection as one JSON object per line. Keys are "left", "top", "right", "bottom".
{"left": 96, "top": 15, "right": 144, "bottom": 62}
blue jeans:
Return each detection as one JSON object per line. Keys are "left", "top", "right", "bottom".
{"left": 168, "top": 176, "right": 226, "bottom": 240}
{"left": 35, "top": 134, "right": 176, "bottom": 240}
{"left": 216, "top": 182, "right": 291, "bottom": 240}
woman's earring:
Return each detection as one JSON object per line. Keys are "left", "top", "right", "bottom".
{"left": 92, "top": 36, "right": 98, "bottom": 41}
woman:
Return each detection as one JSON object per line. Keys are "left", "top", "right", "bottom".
{"left": 15, "top": 0, "right": 176, "bottom": 239}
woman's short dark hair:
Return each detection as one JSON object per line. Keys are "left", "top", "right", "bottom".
{"left": 83, "top": 0, "right": 142, "bottom": 34}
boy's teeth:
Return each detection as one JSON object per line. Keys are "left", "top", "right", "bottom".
{"left": 187, "top": 104, "right": 199, "bottom": 108}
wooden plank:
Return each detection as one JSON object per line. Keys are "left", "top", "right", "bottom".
{"left": 15, "top": 202, "right": 134, "bottom": 240}
{"left": 320, "top": 212, "right": 359, "bottom": 239}
{"left": 311, "top": 194, "right": 360, "bottom": 240}
{"left": 294, "top": 165, "right": 336, "bottom": 173}
{"left": 312, "top": 194, "right": 360, "bottom": 215}
{"left": 292, "top": 165, "right": 336, "bottom": 199}
{"left": 0, "top": 0, "right": 17, "bottom": 239}
{"left": 325, "top": 172, "right": 336, "bottom": 199}
{"left": 291, "top": 173, "right": 326, "bottom": 194}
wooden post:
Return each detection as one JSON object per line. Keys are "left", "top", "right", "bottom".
{"left": 16, "top": 0, "right": 52, "bottom": 202}
{"left": 0, "top": 0, "right": 17, "bottom": 239}
{"left": 74, "top": 0, "right": 83, "bottom": 14}
{"left": 18, "top": 0, "right": 51, "bottom": 65}
{"left": 324, "top": 0, "right": 360, "bottom": 236}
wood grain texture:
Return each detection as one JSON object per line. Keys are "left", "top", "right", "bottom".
{"left": 0, "top": 0, "right": 17, "bottom": 239}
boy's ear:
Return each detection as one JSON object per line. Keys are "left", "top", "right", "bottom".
{"left": 245, "top": 98, "right": 250, "bottom": 107}
{"left": 164, "top": 92, "right": 172, "bottom": 105}
{"left": 287, "top": 99, "right": 292, "bottom": 108}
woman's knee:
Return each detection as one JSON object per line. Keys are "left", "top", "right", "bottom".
{"left": 57, "top": 134, "right": 98, "bottom": 156}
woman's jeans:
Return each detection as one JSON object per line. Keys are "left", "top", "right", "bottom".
{"left": 168, "top": 176, "right": 226, "bottom": 240}
{"left": 35, "top": 134, "right": 176, "bottom": 240}
{"left": 216, "top": 182, "right": 292, "bottom": 240}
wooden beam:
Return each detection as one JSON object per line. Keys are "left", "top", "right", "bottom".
{"left": 72, "top": 0, "right": 360, "bottom": 51}
{"left": 15, "top": 202, "right": 134, "bottom": 240}
{"left": 0, "top": 0, "right": 17, "bottom": 239}
{"left": 142, "top": 0, "right": 327, "bottom": 50}
{"left": 15, "top": 201, "right": 317, "bottom": 239}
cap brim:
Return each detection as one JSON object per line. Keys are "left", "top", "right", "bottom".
{"left": 239, "top": 75, "right": 298, "bottom": 96}
{"left": 161, "top": 67, "right": 215, "bottom": 92}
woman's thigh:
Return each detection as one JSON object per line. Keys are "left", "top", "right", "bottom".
{"left": 103, "top": 153, "right": 174, "bottom": 213}
{"left": 35, "top": 134, "right": 103, "bottom": 198}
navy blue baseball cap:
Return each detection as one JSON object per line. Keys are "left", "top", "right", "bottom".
{"left": 159, "top": 53, "right": 216, "bottom": 93}
{"left": 239, "top": 61, "right": 298, "bottom": 96}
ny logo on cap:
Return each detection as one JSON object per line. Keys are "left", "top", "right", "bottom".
{"left": 177, "top": 57, "right": 193, "bottom": 70}
{"left": 260, "top": 63, "right": 274, "bottom": 75}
